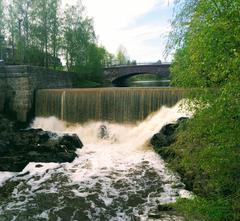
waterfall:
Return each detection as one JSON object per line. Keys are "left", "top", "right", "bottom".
{"left": 35, "top": 88, "right": 185, "bottom": 123}
{"left": 0, "top": 90, "right": 192, "bottom": 221}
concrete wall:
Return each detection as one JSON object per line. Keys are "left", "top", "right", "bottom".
{"left": 0, "top": 66, "right": 78, "bottom": 122}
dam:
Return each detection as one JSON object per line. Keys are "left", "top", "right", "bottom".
{"left": 35, "top": 88, "right": 185, "bottom": 124}
{"left": 0, "top": 67, "right": 191, "bottom": 220}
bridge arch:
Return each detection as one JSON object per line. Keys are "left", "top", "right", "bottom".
{"left": 104, "top": 64, "right": 171, "bottom": 86}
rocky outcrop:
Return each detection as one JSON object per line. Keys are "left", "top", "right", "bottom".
{"left": 151, "top": 117, "right": 196, "bottom": 191}
{"left": 151, "top": 117, "right": 188, "bottom": 153}
{"left": 0, "top": 114, "right": 83, "bottom": 172}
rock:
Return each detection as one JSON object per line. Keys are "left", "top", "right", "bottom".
{"left": 60, "top": 134, "right": 83, "bottom": 149}
{"left": 98, "top": 125, "right": 109, "bottom": 139}
{"left": 131, "top": 215, "right": 141, "bottom": 221}
{"left": 151, "top": 117, "right": 189, "bottom": 149}
{"left": 0, "top": 180, "right": 21, "bottom": 198}
{"left": 0, "top": 114, "right": 83, "bottom": 172}
{"left": 151, "top": 132, "right": 170, "bottom": 148}
{"left": 157, "top": 204, "right": 173, "bottom": 212}
{"left": 27, "top": 151, "right": 40, "bottom": 157}
{"left": 148, "top": 212, "right": 162, "bottom": 219}
{"left": 160, "top": 123, "right": 178, "bottom": 137}
{"left": 177, "top": 117, "right": 189, "bottom": 123}
{"left": 38, "top": 131, "right": 51, "bottom": 143}
{"left": 0, "top": 140, "right": 9, "bottom": 154}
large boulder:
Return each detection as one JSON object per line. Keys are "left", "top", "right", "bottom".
{"left": 0, "top": 114, "right": 83, "bottom": 172}
{"left": 151, "top": 117, "right": 189, "bottom": 150}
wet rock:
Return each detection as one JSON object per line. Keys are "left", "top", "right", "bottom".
{"left": 148, "top": 212, "right": 162, "bottom": 219}
{"left": 60, "top": 134, "right": 83, "bottom": 149}
{"left": 158, "top": 204, "right": 173, "bottom": 212}
{"left": 131, "top": 215, "right": 141, "bottom": 221}
{"left": 0, "top": 114, "right": 83, "bottom": 172}
{"left": 98, "top": 125, "right": 109, "bottom": 139}
{"left": 0, "top": 180, "right": 21, "bottom": 198}
{"left": 38, "top": 131, "right": 51, "bottom": 142}
{"left": 150, "top": 117, "right": 189, "bottom": 150}
{"left": 0, "top": 140, "right": 9, "bottom": 154}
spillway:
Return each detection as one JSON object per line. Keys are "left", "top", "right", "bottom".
{"left": 35, "top": 88, "right": 185, "bottom": 123}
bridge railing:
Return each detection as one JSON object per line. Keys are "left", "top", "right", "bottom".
{"left": 104, "top": 62, "right": 171, "bottom": 68}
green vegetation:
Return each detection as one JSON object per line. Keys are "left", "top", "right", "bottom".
{"left": 0, "top": 0, "right": 113, "bottom": 85}
{"left": 165, "top": 0, "right": 240, "bottom": 220}
{"left": 128, "top": 74, "right": 166, "bottom": 81}
{"left": 114, "top": 45, "right": 136, "bottom": 65}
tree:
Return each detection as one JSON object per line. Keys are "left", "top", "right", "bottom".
{"left": 30, "top": 0, "right": 61, "bottom": 68}
{"left": 49, "top": 0, "right": 61, "bottom": 70}
{"left": 0, "top": 0, "right": 111, "bottom": 85}
{"left": 62, "top": 1, "right": 95, "bottom": 72}
{"left": 0, "top": 0, "right": 5, "bottom": 60}
{"left": 115, "top": 45, "right": 129, "bottom": 65}
{"left": 13, "top": 0, "right": 31, "bottom": 64}
{"left": 7, "top": 0, "right": 18, "bottom": 64}
{"left": 166, "top": 0, "right": 240, "bottom": 220}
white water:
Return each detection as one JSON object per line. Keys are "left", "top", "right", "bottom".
{"left": 0, "top": 102, "right": 191, "bottom": 221}
{"left": 0, "top": 172, "right": 18, "bottom": 187}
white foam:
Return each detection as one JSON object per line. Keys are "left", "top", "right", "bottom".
{"left": 0, "top": 172, "right": 18, "bottom": 187}
{"left": 179, "top": 189, "right": 194, "bottom": 199}
{"left": 32, "top": 101, "right": 190, "bottom": 148}
{"left": 1, "top": 101, "right": 192, "bottom": 220}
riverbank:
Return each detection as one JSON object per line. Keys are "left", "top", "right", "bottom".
{"left": 0, "top": 114, "right": 83, "bottom": 172}
{"left": 151, "top": 112, "right": 240, "bottom": 221}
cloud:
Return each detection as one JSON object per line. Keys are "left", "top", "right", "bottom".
{"left": 62, "top": 0, "right": 174, "bottom": 62}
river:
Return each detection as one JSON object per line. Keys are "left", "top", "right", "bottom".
{"left": 0, "top": 89, "right": 191, "bottom": 221}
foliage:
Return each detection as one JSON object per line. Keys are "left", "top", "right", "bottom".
{"left": 172, "top": 197, "right": 233, "bottom": 221}
{"left": 166, "top": 0, "right": 240, "bottom": 220}
{"left": 115, "top": 45, "right": 129, "bottom": 65}
{"left": 62, "top": 3, "right": 113, "bottom": 83}
{"left": 1, "top": 0, "right": 113, "bottom": 86}
{"left": 0, "top": 0, "right": 5, "bottom": 60}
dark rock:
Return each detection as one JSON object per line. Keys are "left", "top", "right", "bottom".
{"left": 0, "top": 140, "right": 9, "bottom": 154}
{"left": 130, "top": 215, "right": 141, "bottom": 221}
{"left": 157, "top": 204, "right": 173, "bottom": 211}
{"left": 98, "top": 125, "right": 109, "bottom": 139}
{"left": 160, "top": 123, "right": 178, "bottom": 136}
{"left": 35, "top": 164, "right": 43, "bottom": 168}
{"left": 60, "top": 134, "right": 83, "bottom": 149}
{"left": 0, "top": 114, "right": 83, "bottom": 172}
{"left": 151, "top": 132, "right": 170, "bottom": 148}
{"left": 38, "top": 131, "right": 51, "bottom": 143}
{"left": 27, "top": 151, "right": 40, "bottom": 157}
{"left": 0, "top": 180, "right": 21, "bottom": 198}
{"left": 57, "top": 152, "right": 77, "bottom": 162}
{"left": 177, "top": 117, "right": 189, "bottom": 123}
{"left": 151, "top": 117, "right": 189, "bottom": 150}
{"left": 148, "top": 212, "right": 162, "bottom": 219}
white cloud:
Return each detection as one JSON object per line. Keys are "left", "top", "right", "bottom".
{"left": 62, "top": 0, "right": 174, "bottom": 62}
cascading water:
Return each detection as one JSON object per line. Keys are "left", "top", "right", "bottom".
{"left": 35, "top": 88, "right": 185, "bottom": 123}
{"left": 0, "top": 100, "right": 192, "bottom": 221}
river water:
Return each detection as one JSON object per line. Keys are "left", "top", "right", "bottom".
{"left": 0, "top": 102, "right": 191, "bottom": 221}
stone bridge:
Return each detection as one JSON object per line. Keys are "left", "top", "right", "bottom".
{"left": 104, "top": 63, "right": 170, "bottom": 85}
{"left": 0, "top": 64, "right": 171, "bottom": 122}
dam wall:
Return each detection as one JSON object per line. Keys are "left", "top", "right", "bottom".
{"left": 0, "top": 66, "right": 79, "bottom": 122}
{"left": 36, "top": 88, "right": 185, "bottom": 124}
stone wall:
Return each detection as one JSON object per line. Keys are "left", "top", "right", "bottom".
{"left": 0, "top": 66, "right": 79, "bottom": 122}
{"left": 104, "top": 64, "right": 170, "bottom": 83}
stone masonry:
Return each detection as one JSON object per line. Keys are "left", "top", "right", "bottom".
{"left": 0, "top": 66, "right": 79, "bottom": 122}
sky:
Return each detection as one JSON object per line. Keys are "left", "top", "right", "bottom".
{"left": 62, "top": 0, "right": 175, "bottom": 62}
